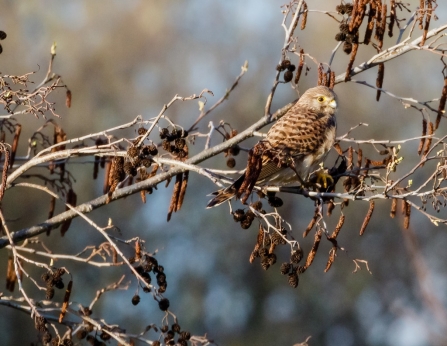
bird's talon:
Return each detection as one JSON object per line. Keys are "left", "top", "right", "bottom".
{"left": 316, "top": 171, "right": 334, "bottom": 189}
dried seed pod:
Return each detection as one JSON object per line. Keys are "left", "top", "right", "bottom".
{"left": 159, "top": 128, "right": 169, "bottom": 139}
{"left": 261, "top": 256, "right": 271, "bottom": 270}
{"left": 131, "top": 295, "right": 140, "bottom": 306}
{"left": 422, "top": 122, "right": 434, "bottom": 156}
{"left": 127, "top": 146, "right": 139, "bottom": 158}
{"left": 268, "top": 196, "right": 283, "bottom": 208}
{"left": 420, "top": 0, "right": 432, "bottom": 46}
{"left": 170, "top": 128, "right": 180, "bottom": 140}
{"left": 47, "top": 195, "right": 56, "bottom": 225}
{"left": 418, "top": 118, "right": 427, "bottom": 155}
{"left": 0, "top": 147, "right": 9, "bottom": 202}
{"left": 436, "top": 74, "right": 447, "bottom": 130}
{"left": 327, "top": 200, "right": 335, "bottom": 216}
{"left": 123, "top": 161, "right": 135, "bottom": 176}
{"left": 377, "top": 3, "right": 387, "bottom": 50}
{"left": 324, "top": 247, "right": 337, "bottom": 273}
{"left": 288, "top": 272, "right": 299, "bottom": 288}
{"left": 336, "top": 4, "right": 346, "bottom": 14}
{"left": 300, "top": 2, "right": 307, "bottom": 30}
{"left": 141, "top": 158, "right": 152, "bottom": 167}
{"left": 357, "top": 148, "right": 363, "bottom": 168}
{"left": 167, "top": 173, "right": 183, "bottom": 221}
{"left": 390, "top": 198, "right": 397, "bottom": 218}
{"left": 10, "top": 124, "right": 21, "bottom": 169}
{"left": 303, "top": 209, "right": 318, "bottom": 237}
{"left": 291, "top": 249, "right": 303, "bottom": 264}
{"left": 58, "top": 280, "right": 73, "bottom": 323}
{"left": 345, "top": 39, "right": 359, "bottom": 81}
{"left": 174, "top": 138, "right": 186, "bottom": 150}
{"left": 138, "top": 127, "right": 147, "bottom": 136}
{"left": 233, "top": 209, "right": 245, "bottom": 222}
{"left": 238, "top": 142, "right": 265, "bottom": 204}
{"left": 343, "top": 41, "right": 353, "bottom": 54}
{"left": 240, "top": 217, "right": 252, "bottom": 229}
{"left": 404, "top": 201, "right": 411, "bottom": 229}
{"left": 229, "top": 145, "right": 240, "bottom": 156}
{"left": 181, "top": 331, "right": 191, "bottom": 341}
{"left": 294, "top": 49, "right": 305, "bottom": 85}
{"left": 226, "top": 157, "right": 236, "bottom": 168}
{"left": 376, "top": 63, "right": 385, "bottom": 101}
{"left": 93, "top": 154, "right": 100, "bottom": 179}
{"left": 330, "top": 214, "right": 345, "bottom": 239}
{"left": 268, "top": 253, "right": 277, "bottom": 266}
{"left": 317, "top": 63, "right": 324, "bottom": 86}
{"left": 251, "top": 201, "right": 262, "bottom": 211}
{"left": 161, "top": 139, "right": 171, "bottom": 151}
{"left": 281, "top": 59, "right": 291, "bottom": 69}
{"left": 344, "top": 3, "right": 353, "bottom": 15}
{"left": 359, "top": 201, "right": 375, "bottom": 235}
{"left": 304, "top": 229, "right": 322, "bottom": 268}
{"left": 329, "top": 71, "right": 335, "bottom": 89}
{"left": 388, "top": 0, "right": 396, "bottom": 37}
{"left": 280, "top": 262, "right": 291, "bottom": 275}
{"left": 363, "top": 1, "right": 376, "bottom": 45}
{"left": 148, "top": 144, "right": 158, "bottom": 156}
{"left": 270, "top": 232, "right": 283, "bottom": 245}
{"left": 6, "top": 256, "right": 20, "bottom": 292}
{"left": 42, "top": 332, "right": 52, "bottom": 344}
{"left": 65, "top": 89, "right": 72, "bottom": 108}
{"left": 347, "top": 146, "right": 353, "bottom": 169}
{"left": 158, "top": 298, "right": 170, "bottom": 311}
{"left": 35, "top": 316, "right": 47, "bottom": 332}
{"left": 284, "top": 70, "right": 293, "bottom": 83}
{"left": 46, "top": 286, "right": 55, "bottom": 299}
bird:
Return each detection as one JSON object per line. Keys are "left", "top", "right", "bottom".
{"left": 206, "top": 85, "right": 338, "bottom": 208}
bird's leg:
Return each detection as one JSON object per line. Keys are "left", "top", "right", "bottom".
{"left": 287, "top": 161, "right": 306, "bottom": 186}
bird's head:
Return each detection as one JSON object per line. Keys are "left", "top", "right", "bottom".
{"left": 302, "top": 86, "right": 338, "bottom": 115}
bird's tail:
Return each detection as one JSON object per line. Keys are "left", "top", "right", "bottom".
{"left": 206, "top": 174, "right": 245, "bottom": 208}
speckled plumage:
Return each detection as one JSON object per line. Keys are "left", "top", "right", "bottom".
{"left": 207, "top": 86, "right": 338, "bottom": 208}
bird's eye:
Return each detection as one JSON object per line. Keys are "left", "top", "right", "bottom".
{"left": 317, "top": 96, "right": 325, "bottom": 102}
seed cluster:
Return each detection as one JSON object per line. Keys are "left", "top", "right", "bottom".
{"left": 129, "top": 253, "right": 169, "bottom": 297}
{"left": 160, "top": 127, "right": 189, "bottom": 158}
{"left": 276, "top": 59, "right": 297, "bottom": 83}
{"left": 41, "top": 268, "right": 66, "bottom": 300}
{"left": 35, "top": 304, "right": 74, "bottom": 345}
{"left": 223, "top": 128, "right": 240, "bottom": 168}
{"left": 148, "top": 322, "right": 192, "bottom": 346}
{"left": 233, "top": 201, "right": 266, "bottom": 230}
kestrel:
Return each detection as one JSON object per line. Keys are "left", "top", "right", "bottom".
{"left": 207, "top": 85, "right": 338, "bottom": 208}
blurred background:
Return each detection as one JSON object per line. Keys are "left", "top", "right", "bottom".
{"left": 0, "top": 1, "right": 447, "bottom": 345}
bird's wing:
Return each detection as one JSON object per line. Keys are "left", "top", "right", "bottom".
{"left": 257, "top": 159, "right": 285, "bottom": 182}
{"left": 267, "top": 104, "right": 330, "bottom": 157}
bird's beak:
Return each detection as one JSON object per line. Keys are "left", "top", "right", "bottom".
{"left": 329, "top": 99, "right": 337, "bottom": 109}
